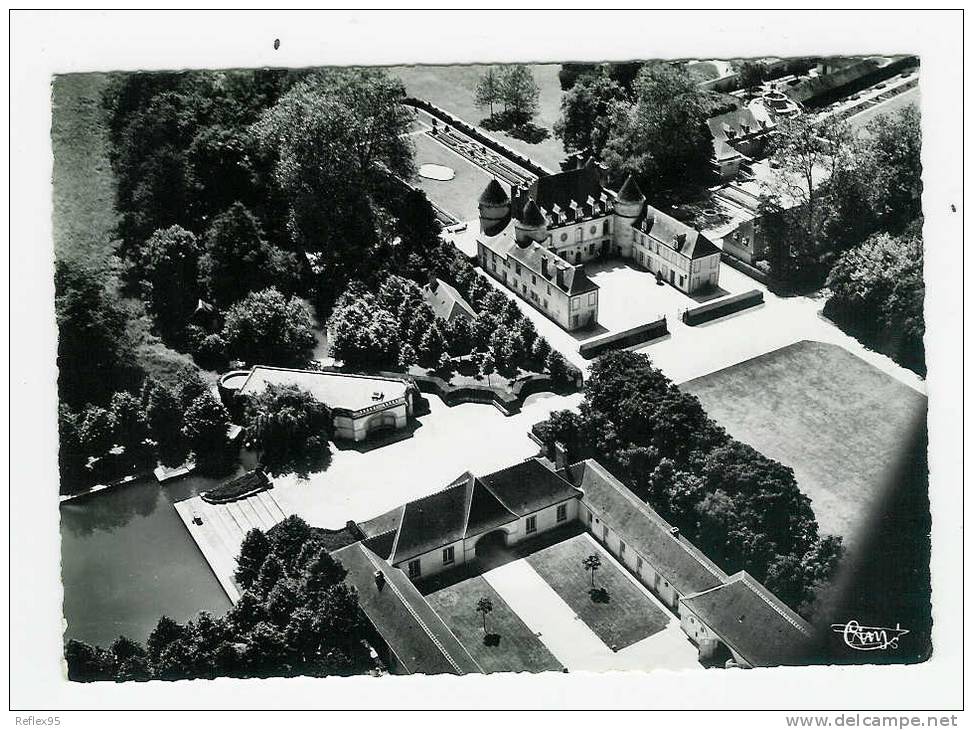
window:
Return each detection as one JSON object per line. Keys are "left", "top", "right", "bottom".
{"left": 543, "top": 299, "right": 548, "bottom": 310}
{"left": 619, "top": 540, "right": 626, "bottom": 557}
{"left": 442, "top": 546, "right": 454, "bottom": 566}
{"left": 525, "top": 515, "right": 537, "bottom": 534}
{"left": 588, "top": 510, "right": 593, "bottom": 525}
{"left": 408, "top": 559, "right": 421, "bottom": 579}
{"left": 560, "top": 232, "right": 568, "bottom": 242}
{"left": 575, "top": 228, "right": 582, "bottom": 242}
{"left": 546, "top": 284, "right": 551, "bottom": 295}
{"left": 603, "top": 220, "right": 610, "bottom": 234}
{"left": 531, "top": 274, "right": 537, "bottom": 285}
{"left": 602, "top": 525, "right": 609, "bottom": 542}
{"left": 588, "top": 243, "right": 595, "bottom": 255}
{"left": 515, "top": 263, "right": 521, "bottom": 275}
{"left": 556, "top": 504, "right": 567, "bottom": 523}
{"left": 571, "top": 298, "right": 580, "bottom": 311}
{"left": 587, "top": 292, "right": 596, "bottom": 305}
{"left": 522, "top": 284, "right": 527, "bottom": 295}
{"left": 636, "top": 556, "right": 643, "bottom": 574}
{"left": 590, "top": 225, "right": 598, "bottom": 235}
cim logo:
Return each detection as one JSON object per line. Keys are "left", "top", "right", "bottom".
{"left": 831, "top": 621, "right": 909, "bottom": 651}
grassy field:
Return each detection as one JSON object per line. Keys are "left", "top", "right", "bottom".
{"left": 682, "top": 341, "right": 928, "bottom": 549}
{"left": 51, "top": 73, "right": 119, "bottom": 268}
{"left": 526, "top": 534, "right": 669, "bottom": 650}
{"left": 424, "top": 574, "right": 563, "bottom": 673}
{"left": 390, "top": 64, "right": 568, "bottom": 171}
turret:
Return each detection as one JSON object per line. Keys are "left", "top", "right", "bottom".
{"left": 612, "top": 175, "right": 646, "bottom": 258}
{"left": 514, "top": 199, "right": 549, "bottom": 246}
{"left": 478, "top": 179, "right": 511, "bottom": 236}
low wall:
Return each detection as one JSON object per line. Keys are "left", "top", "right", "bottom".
{"left": 682, "top": 290, "right": 764, "bottom": 326}
{"left": 720, "top": 251, "right": 772, "bottom": 286}
{"left": 579, "top": 317, "right": 669, "bottom": 359}
{"left": 404, "top": 97, "right": 551, "bottom": 177}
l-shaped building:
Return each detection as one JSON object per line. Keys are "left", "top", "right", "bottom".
{"left": 334, "top": 455, "right": 815, "bottom": 674}
{"left": 474, "top": 164, "right": 722, "bottom": 331}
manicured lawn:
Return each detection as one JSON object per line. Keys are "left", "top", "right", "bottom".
{"left": 410, "top": 131, "right": 496, "bottom": 222}
{"left": 391, "top": 63, "right": 568, "bottom": 171}
{"left": 424, "top": 574, "right": 563, "bottom": 673}
{"left": 51, "top": 72, "right": 119, "bottom": 267}
{"left": 526, "top": 533, "right": 669, "bottom": 650}
{"left": 682, "top": 340, "right": 928, "bottom": 549}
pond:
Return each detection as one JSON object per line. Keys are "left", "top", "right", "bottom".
{"left": 59, "top": 471, "right": 238, "bottom": 647}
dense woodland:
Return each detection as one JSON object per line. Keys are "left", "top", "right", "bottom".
{"left": 535, "top": 350, "right": 843, "bottom": 615}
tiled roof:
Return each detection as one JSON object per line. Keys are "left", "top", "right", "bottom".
{"left": 706, "top": 105, "right": 775, "bottom": 145}
{"left": 478, "top": 226, "right": 599, "bottom": 297}
{"left": 529, "top": 167, "right": 605, "bottom": 216}
{"left": 333, "top": 542, "right": 482, "bottom": 675}
{"left": 479, "top": 178, "right": 510, "bottom": 205}
{"left": 480, "top": 458, "right": 582, "bottom": 517}
{"left": 633, "top": 204, "right": 722, "bottom": 260}
{"left": 562, "top": 459, "right": 728, "bottom": 596}
{"left": 680, "top": 572, "right": 815, "bottom": 667}
{"left": 422, "top": 279, "right": 477, "bottom": 323}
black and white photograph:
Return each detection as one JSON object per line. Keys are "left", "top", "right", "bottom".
{"left": 8, "top": 8, "right": 965, "bottom": 719}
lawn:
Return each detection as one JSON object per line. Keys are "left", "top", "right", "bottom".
{"left": 51, "top": 72, "right": 119, "bottom": 267}
{"left": 410, "top": 131, "right": 497, "bottom": 222}
{"left": 526, "top": 533, "right": 669, "bottom": 650}
{"left": 681, "top": 340, "right": 928, "bottom": 549}
{"left": 424, "top": 574, "right": 563, "bottom": 673}
{"left": 391, "top": 63, "right": 568, "bottom": 172}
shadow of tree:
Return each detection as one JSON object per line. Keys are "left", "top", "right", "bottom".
{"left": 589, "top": 587, "right": 610, "bottom": 604}
{"left": 483, "top": 633, "right": 501, "bottom": 647}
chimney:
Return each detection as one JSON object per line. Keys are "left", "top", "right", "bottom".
{"left": 669, "top": 526, "right": 680, "bottom": 538}
{"left": 554, "top": 441, "right": 568, "bottom": 470}
{"left": 555, "top": 265, "right": 565, "bottom": 289}
{"left": 374, "top": 570, "right": 386, "bottom": 591}
{"left": 541, "top": 257, "right": 549, "bottom": 278}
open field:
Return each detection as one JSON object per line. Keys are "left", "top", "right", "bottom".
{"left": 51, "top": 73, "right": 119, "bottom": 267}
{"left": 391, "top": 63, "right": 568, "bottom": 171}
{"left": 526, "top": 533, "right": 670, "bottom": 650}
{"left": 682, "top": 340, "right": 927, "bottom": 548}
{"left": 424, "top": 575, "right": 562, "bottom": 673}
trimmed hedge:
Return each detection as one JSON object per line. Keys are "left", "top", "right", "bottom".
{"left": 682, "top": 290, "right": 764, "bottom": 326}
{"left": 579, "top": 317, "right": 669, "bottom": 359}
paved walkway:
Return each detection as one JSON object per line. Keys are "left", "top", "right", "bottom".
{"left": 173, "top": 489, "right": 288, "bottom": 603}
{"left": 483, "top": 538, "right": 701, "bottom": 673}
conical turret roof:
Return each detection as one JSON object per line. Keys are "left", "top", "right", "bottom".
{"left": 519, "top": 199, "right": 547, "bottom": 227}
{"left": 617, "top": 175, "right": 645, "bottom": 203}
{"left": 479, "top": 178, "right": 510, "bottom": 205}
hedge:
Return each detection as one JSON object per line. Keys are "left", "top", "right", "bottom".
{"left": 578, "top": 317, "right": 669, "bottom": 359}
{"left": 682, "top": 290, "right": 764, "bottom": 326}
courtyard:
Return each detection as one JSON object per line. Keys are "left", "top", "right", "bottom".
{"left": 421, "top": 530, "right": 699, "bottom": 673}
{"left": 682, "top": 340, "right": 927, "bottom": 549}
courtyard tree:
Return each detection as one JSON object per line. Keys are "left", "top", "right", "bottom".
{"left": 474, "top": 67, "right": 504, "bottom": 122}
{"left": 480, "top": 351, "right": 496, "bottom": 387}
{"left": 222, "top": 287, "right": 316, "bottom": 367}
{"left": 582, "top": 553, "right": 602, "bottom": 588}
{"left": 475, "top": 596, "right": 494, "bottom": 635}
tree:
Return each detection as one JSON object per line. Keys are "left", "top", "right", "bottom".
{"left": 545, "top": 349, "right": 570, "bottom": 387}
{"left": 531, "top": 335, "right": 552, "bottom": 364}
{"left": 268, "top": 516, "right": 313, "bottom": 571}
{"left": 222, "top": 287, "right": 316, "bottom": 367}
{"left": 602, "top": 63, "right": 713, "bottom": 190}
{"left": 55, "top": 260, "right": 139, "bottom": 408}
{"left": 857, "top": 105, "right": 923, "bottom": 234}
{"left": 135, "top": 225, "right": 201, "bottom": 342}
{"left": 65, "top": 639, "right": 114, "bottom": 682}
{"left": 181, "top": 392, "right": 232, "bottom": 474}
{"left": 397, "top": 342, "right": 417, "bottom": 370}
{"left": 147, "top": 615, "right": 187, "bottom": 664}
{"left": 582, "top": 553, "right": 602, "bottom": 587}
{"left": 243, "top": 383, "right": 332, "bottom": 477}
{"left": 418, "top": 322, "right": 448, "bottom": 367}
{"left": 302, "top": 547, "right": 348, "bottom": 598}
{"left": 500, "top": 66, "right": 540, "bottom": 126}
{"left": 480, "top": 351, "right": 496, "bottom": 387}
{"left": 235, "top": 527, "right": 271, "bottom": 589}
{"left": 198, "top": 203, "right": 301, "bottom": 307}
{"left": 475, "top": 597, "right": 494, "bottom": 635}
{"left": 474, "top": 67, "right": 503, "bottom": 121}
{"left": 738, "top": 61, "right": 767, "bottom": 99}
{"left": 327, "top": 294, "right": 399, "bottom": 370}
{"left": 142, "top": 378, "right": 186, "bottom": 463}
{"left": 255, "top": 554, "right": 285, "bottom": 598}
{"left": 77, "top": 405, "right": 116, "bottom": 456}
{"left": 554, "top": 72, "right": 625, "bottom": 155}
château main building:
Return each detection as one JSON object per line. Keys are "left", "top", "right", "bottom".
{"left": 474, "top": 162, "right": 722, "bottom": 331}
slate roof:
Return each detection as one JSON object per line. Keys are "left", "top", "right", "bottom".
{"left": 680, "top": 572, "right": 815, "bottom": 667}
{"left": 479, "top": 178, "right": 510, "bottom": 205}
{"left": 633, "top": 205, "right": 722, "bottom": 260}
{"left": 707, "top": 106, "right": 775, "bottom": 144}
{"left": 562, "top": 459, "right": 728, "bottom": 596}
{"left": 478, "top": 227, "right": 599, "bottom": 297}
{"left": 616, "top": 175, "right": 646, "bottom": 203}
{"left": 388, "top": 471, "right": 518, "bottom": 564}
{"left": 333, "top": 542, "right": 482, "bottom": 675}
{"left": 520, "top": 198, "right": 547, "bottom": 226}
{"left": 422, "top": 279, "right": 477, "bottom": 323}
{"left": 528, "top": 167, "right": 605, "bottom": 216}
{"left": 480, "top": 458, "right": 583, "bottom": 517}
